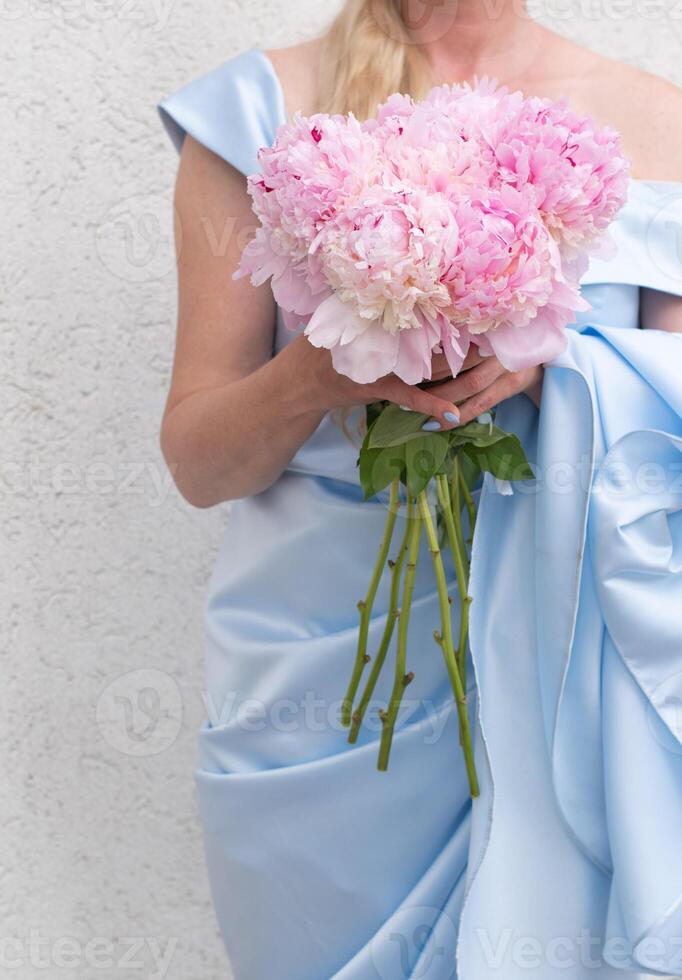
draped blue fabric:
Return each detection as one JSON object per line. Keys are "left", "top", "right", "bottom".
{"left": 159, "top": 49, "right": 682, "bottom": 980}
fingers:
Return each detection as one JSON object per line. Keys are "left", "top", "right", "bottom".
{"left": 430, "top": 357, "right": 505, "bottom": 405}
{"left": 382, "top": 378, "right": 461, "bottom": 429}
{"left": 455, "top": 374, "right": 519, "bottom": 426}
{"left": 456, "top": 367, "right": 542, "bottom": 424}
{"left": 376, "top": 364, "right": 536, "bottom": 434}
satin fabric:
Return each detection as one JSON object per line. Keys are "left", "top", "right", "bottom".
{"left": 159, "top": 49, "right": 682, "bottom": 979}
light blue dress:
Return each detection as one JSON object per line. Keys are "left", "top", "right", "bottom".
{"left": 159, "top": 49, "right": 682, "bottom": 980}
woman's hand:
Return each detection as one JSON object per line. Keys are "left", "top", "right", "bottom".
{"left": 293, "top": 335, "right": 462, "bottom": 426}
{"left": 296, "top": 336, "right": 543, "bottom": 431}
{"left": 421, "top": 349, "right": 544, "bottom": 428}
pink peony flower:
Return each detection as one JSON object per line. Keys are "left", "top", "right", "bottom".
{"left": 304, "top": 186, "right": 467, "bottom": 384}
{"left": 236, "top": 79, "right": 628, "bottom": 385}
{"left": 490, "top": 96, "right": 630, "bottom": 255}
{"left": 236, "top": 111, "right": 380, "bottom": 314}
{"left": 372, "top": 86, "right": 495, "bottom": 195}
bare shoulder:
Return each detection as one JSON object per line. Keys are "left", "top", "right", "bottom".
{"left": 264, "top": 39, "right": 323, "bottom": 117}
{"left": 593, "top": 59, "right": 681, "bottom": 180}
{"left": 549, "top": 39, "right": 682, "bottom": 181}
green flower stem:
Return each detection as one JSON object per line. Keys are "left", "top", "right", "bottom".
{"left": 457, "top": 592, "right": 472, "bottom": 688}
{"left": 348, "top": 497, "right": 414, "bottom": 744}
{"left": 458, "top": 463, "right": 477, "bottom": 546}
{"left": 436, "top": 474, "right": 470, "bottom": 685}
{"left": 453, "top": 461, "right": 474, "bottom": 680}
{"left": 342, "top": 478, "right": 400, "bottom": 728}
{"left": 449, "top": 466, "right": 469, "bottom": 563}
{"left": 418, "top": 490, "right": 479, "bottom": 798}
{"left": 377, "top": 499, "right": 421, "bottom": 772}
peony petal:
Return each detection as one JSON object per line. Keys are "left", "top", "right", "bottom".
{"left": 304, "top": 294, "right": 365, "bottom": 349}
{"left": 280, "top": 308, "right": 312, "bottom": 333}
{"left": 331, "top": 324, "right": 399, "bottom": 384}
{"left": 589, "top": 231, "right": 618, "bottom": 261}
{"left": 549, "top": 276, "right": 591, "bottom": 312}
{"left": 439, "top": 318, "right": 471, "bottom": 378}
{"left": 392, "top": 325, "right": 438, "bottom": 385}
{"left": 272, "top": 266, "right": 326, "bottom": 315}
{"left": 485, "top": 312, "right": 568, "bottom": 371}
{"left": 472, "top": 333, "right": 495, "bottom": 358}
{"left": 234, "top": 237, "right": 289, "bottom": 285}
{"left": 305, "top": 294, "right": 400, "bottom": 383}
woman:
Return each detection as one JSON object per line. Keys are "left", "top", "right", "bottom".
{"left": 158, "top": 2, "right": 682, "bottom": 977}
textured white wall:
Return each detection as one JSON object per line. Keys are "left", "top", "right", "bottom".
{"left": 3, "top": 2, "right": 680, "bottom": 979}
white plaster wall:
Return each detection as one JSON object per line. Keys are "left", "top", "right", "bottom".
{"left": 2, "top": 2, "right": 680, "bottom": 978}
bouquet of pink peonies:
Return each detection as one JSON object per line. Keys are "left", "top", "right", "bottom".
{"left": 236, "top": 80, "right": 629, "bottom": 796}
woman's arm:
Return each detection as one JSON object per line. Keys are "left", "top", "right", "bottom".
{"left": 641, "top": 290, "right": 682, "bottom": 333}
{"left": 621, "top": 75, "right": 682, "bottom": 335}
{"left": 161, "top": 137, "right": 462, "bottom": 507}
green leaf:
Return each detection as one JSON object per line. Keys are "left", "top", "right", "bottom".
{"left": 463, "top": 434, "right": 534, "bottom": 482}
{"left": 404, "top": 433, "right": 449, "bottom": 496}
{"left": 368, "top": 404, "right": 430, "bottom": 449}
{"left": 447, "top": 419, "right": 511, "bottom": 449}
{"left": 435, "top": 447, "right": 457, "bottom": 478}
{"left": 458, "top": 449, "right": 482, "bottom": 491}
{"left": 359, "top": 444, "right": 405, "bottom": 500}
{"left": 365, "top": 401, "right": 387, "bottom": 431}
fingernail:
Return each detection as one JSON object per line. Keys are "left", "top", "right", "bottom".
{"left": 422, "top": 419, "right": 442, "bottom": 431}
{"left": 444, "top": 411, "right": 460, "bottom": 423}
{"left": 399, "top": 405, "right": 411, "bottom": 411}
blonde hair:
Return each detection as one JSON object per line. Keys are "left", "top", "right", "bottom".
{"left": 318, "top": 0, "right": 433, "bottom": 120}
